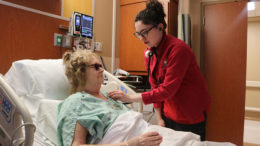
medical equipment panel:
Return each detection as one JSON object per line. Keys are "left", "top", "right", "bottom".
{"left": 71, "top": 12, "right": 81, "bottom": 36}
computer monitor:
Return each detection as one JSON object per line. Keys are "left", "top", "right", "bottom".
{"left": 81, "top": 14, "right": 93, "bottom": 39}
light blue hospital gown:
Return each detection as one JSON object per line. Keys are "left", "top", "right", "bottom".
{"left": 57, "top": 91, "right": 131, "bottom": 146}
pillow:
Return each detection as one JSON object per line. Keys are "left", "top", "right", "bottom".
{"left": 4, "top": 59, "right": 70, "bottom": 145}
{"left": 4, "top": 59, "right": 71, "bottom": 100}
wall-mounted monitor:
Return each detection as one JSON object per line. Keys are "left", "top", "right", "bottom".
{"left": 81, "top": 14, "right": 93, "bottom": 39}
{"left": 69, "top": 12, "right": 94, "bottom": 38}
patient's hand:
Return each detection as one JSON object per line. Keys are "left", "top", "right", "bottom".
{"left": 127, "top": 131, "right": 162, "bottom": 146}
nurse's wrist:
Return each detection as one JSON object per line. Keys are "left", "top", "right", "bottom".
{"left": 131, "top": 94, "right": 143, "bottom": 103}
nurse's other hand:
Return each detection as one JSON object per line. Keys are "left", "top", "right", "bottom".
{"left": 108, "top": 90, "right": 132, "bottom": 103}
{"left": 157, "top": 118, "right": 165, "bottom": 127}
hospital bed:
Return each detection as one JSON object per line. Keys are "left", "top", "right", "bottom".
{"left": 0, "top": 59, "right": 140, "bottom": 146}
{"left": 0, "top": 59, "right": 236, "bottom": 146}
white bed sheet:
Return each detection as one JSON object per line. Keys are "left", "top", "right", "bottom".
{"left": 100, "top": 111, "right": 236, "bottom": 146}
{"left": 33, "top": 130, "right": 56, "bottom": 146}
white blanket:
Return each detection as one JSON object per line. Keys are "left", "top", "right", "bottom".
{"left": 99, "top": 111, "right": 236, "bottom": 146}
{"left": 99, "top": 111, "right": 148, "bottom": 144}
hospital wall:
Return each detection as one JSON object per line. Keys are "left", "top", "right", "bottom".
{"left": 0, "top": 0, "right": 68, "bottom": 74}
{"left": 63, "top": 0, "right": 92, "bottom": 18}
{"left": 0, "top": 0, "right": 118, "bottom": 74}
{"left": 93, "top": 0, "right": 121, "bottom": 72}
{"left": 3, "top": 0, "right": 62, "bottom": 15}
{"left": 246, "top": 14, "right": 260, "bottom": 117}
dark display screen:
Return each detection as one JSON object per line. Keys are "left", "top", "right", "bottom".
{"left": 81, "top": 14, "right": 93, "bottom": 38}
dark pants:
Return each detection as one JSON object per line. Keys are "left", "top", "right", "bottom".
{"left": 162, "top": 114, "right": 206, "bottom": 141}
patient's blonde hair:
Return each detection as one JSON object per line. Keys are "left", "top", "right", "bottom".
{"left": 63, "top": 49, "right": 99, "bottom": 94}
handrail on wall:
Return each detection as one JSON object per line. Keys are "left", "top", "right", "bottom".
{"left": 246, "top": 81, "right": 260, "bottom": 88}
{"left": 245, "top": 106, "right": 260, "bottom": 112}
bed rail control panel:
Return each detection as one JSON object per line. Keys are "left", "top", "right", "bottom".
{"left": 0, "top": 85, "right": 16, "bottom": 146}
{"left": 120, "top": 86, "right": 128, "bottom": 94}
{"left": 1, "top": 96, "right": 13, "bottom": 123}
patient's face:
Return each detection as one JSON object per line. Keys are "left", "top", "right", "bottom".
{"left": 85, "top": 57, "right": 104, "bottom": 87}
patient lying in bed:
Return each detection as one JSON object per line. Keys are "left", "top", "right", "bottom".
{"left": 58, "top": 49, "right": 162, "bottom": 146}
{"left": 58, "top": 49, "right": 236, "bottom": 146}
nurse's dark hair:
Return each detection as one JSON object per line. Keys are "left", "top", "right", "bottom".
{"left": 135, "top": 0, "right": 167, "bottom": 29}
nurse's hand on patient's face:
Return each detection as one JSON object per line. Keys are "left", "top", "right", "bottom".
{"left": 108, "top": 90, "right": 132, "bottom": 103}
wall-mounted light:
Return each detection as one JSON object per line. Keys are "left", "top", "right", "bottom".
{"left": 248, "top": 2, "right": 255, "bottom": 11}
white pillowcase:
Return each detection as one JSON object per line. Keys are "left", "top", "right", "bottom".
{"left": 4, "top": 59, "right": 70, "bottom": 100}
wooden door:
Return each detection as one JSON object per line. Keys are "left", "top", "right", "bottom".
{"left": 120, "top": 0, "right": 147, "bottom": 74}
{"left": 202, "top": 1, "right": 247, "bottom": 145}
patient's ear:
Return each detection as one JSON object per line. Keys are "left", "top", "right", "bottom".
{"left": 63, "top": 52, "right": 72, "bottom": 63}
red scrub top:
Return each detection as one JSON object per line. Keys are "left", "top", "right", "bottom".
{"left": 141, "top": 33, "right": 211, "bottom": 124}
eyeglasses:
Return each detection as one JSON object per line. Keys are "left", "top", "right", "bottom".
{"left": 87, "top": 63, "right": 103, "bottom": 71}
{"left": 134, "top": 25, "right": 156, "bottom": 39}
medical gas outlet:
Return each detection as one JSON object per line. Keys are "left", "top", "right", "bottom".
{"left": 54, "top": 33, "right": 72, "bottom": 48}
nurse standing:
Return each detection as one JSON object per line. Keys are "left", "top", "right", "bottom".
{"left": 109, "top": 0, "right": 210, "bottom": 141}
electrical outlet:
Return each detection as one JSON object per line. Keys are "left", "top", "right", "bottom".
{"left": 62, "top": 35, "right": 72, "bottom": 48}
{"left": 94, "top": 42, "right": 102, "bottom": 51}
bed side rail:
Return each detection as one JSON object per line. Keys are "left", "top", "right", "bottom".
{"left": 102, "top": 70, "right": 143, "bottom": 112}
{"left": 0, "top": 74, "right": 35, "bottom": 146}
